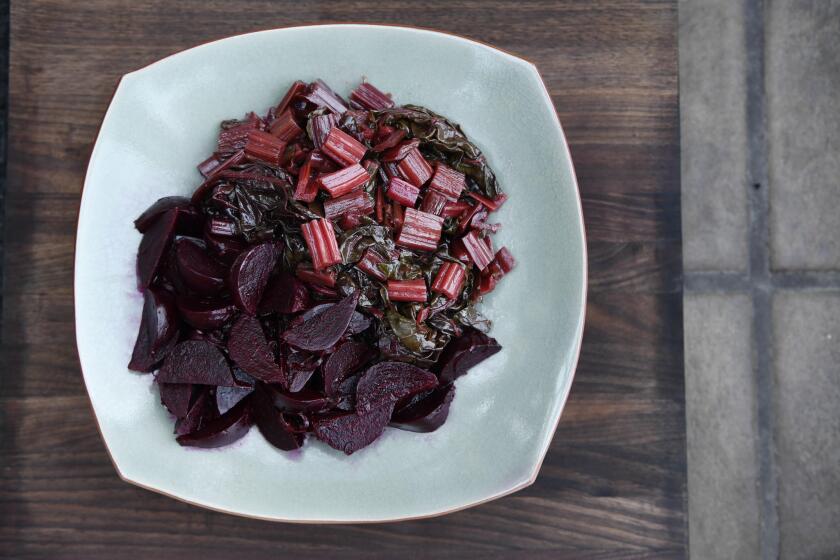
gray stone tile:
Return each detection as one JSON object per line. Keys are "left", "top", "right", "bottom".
{"left": 679, "top": 0, "right": 749, "bottom": 272}
{"left": 773, "top": 293, "right": 840, "bottom": 559}
{"left": 685, "top": 293, "right": 760, "bottom": 559}
{"left": 768, "top": 2, "right": 840, "bottom": 270}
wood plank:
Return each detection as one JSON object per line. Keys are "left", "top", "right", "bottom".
{"left": 0, "top": 0, "right": 684, "bottom": 557}
{"left": 588, "top": 241, "right": 682, "bottom": 293}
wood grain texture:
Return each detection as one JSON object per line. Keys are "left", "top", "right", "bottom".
{"left": 0, "top": 1, "right": 684, "bottom": 558}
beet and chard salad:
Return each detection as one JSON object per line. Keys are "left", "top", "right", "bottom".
{"left": 128, "top": 79, "right": 516, "bottom": 455}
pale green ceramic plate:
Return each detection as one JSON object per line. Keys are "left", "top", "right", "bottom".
{"left": 75, "top": 24, "right": 586, "bottom": 522}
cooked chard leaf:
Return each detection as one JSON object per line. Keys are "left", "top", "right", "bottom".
{"left": 338, "top": 110, "right": 372, "bottom": 143}
{"left": 338, "top": 224, "right": 394, "bottom": 264}
{"left": 336, "top": 270, "right": 381, "bottom": 309}
{"left": 377, "top": 250, "right": 428, "bottom": 281}
{"left": 383, "top": 308, "right": 449, "bottom": 362}
{"left": 203, "top": 164, "right": 317, "bottom": 242}
{"left": 454, "top": 305, "right": 492, "bottom": 333}
{"left": 427, "top": 312, "right": 461, "bottom": 337}
{"left": 374, "top": 105, "right": 500, "bottom": 198}
{"left": 281, "top": 233, "right": 309, "bottom": 269}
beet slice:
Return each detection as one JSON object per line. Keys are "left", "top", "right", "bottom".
{"left": 232, "top": 368, "right": 257, "bottom": 387}
{"left": 356, "top": 361, "right": 438, "bottom": 414}
{"left": 158, "top": 383, "right": 193, "bottom": 418}
{"left": 347, "top": 312, "right": 372, "bottom": 335}
{"left": 391, "top": 383, "right": 456, "bottom": 433}
{"left": 281, "top": 291, "right": 359, "bottom": 351}
{"left": 135, "top": 196, "right": 203, "bottom": 235}
{"left": 227, "top": 314, "right": 284, "bottom": 383}
{"left": 258, "top": 272, "right": 311, "bottom": 314}
{"left": 186, "top": 328, "right": 226, "bottom": 347}
{"left": 175, "top": 387, "right": 218, "bottom": 436}
{"left": 292, "top": 303, "right": 370, "bottom": 334}
{"left": 177, "top": 296, "right": 237, "bottom": 330}
{"left": 161, "top": 244, "right": 190, "bottom": 295}
{"left": 265, "top": 384, "right": 336, "bottom": 414}
{"left": 308, "top": 283, "right": 339, "bottom": 300}
{"left": 137, "top": 209, "right": 179, "bottom": 289}
{"left": 174, "top": 238, "right": 227, "bottom": 296}
{"left": 334, "top": 374, "right": 361, "bottom": 411}
{"left": 283, "top": 412, "right": 311, "bottom": 434}
{"left": 135, "top": 196, "right": 188, "bottom": 232}
{"left": 253, "top": 384, "right": 305, "bottom": 451}
{"left": 204, "top": 227, "right": 246, "bottom": 264}
{"left": 323, "top": 340, "right": 376, "bottom": 397}
{"left": 285, "top": 350, "right": 319, "bottom": 393}
{"left": 228, "top": 241, "right": 283, "bottom": 314}
{"left": 128, "top": 288, "right": 179, "bottom": 372}
{"left": 216, "top": 385, "right": 254, "bottom": 414}
{"left": 176, "top": 396, "right": 253, "bottom": 448}
{"left": 437, "top": 328, "right": 502, "bottom": 383}
{"left": 312, "top": 403, "right": 393, "bottom": 455}
{"left": 288, "top": 304, "right": 372, "bottom": 336}
{"left": 156, "top": 340, "right": 237, "bottom": 386}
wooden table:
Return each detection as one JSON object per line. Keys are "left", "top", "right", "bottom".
{"left": 0, "top": 1, "right": 684, "bottom": 558}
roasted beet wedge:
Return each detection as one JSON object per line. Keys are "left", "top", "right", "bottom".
{"left": 204, "top": 227, "right": 245, "bottom": 264}
{"left": 323, "top": 340, "right": 376, "bottom": 397}
{"left": 161, "top": 246, "right": 190, "bottom": 295}
{"left": 128, "top": 288, "right": 179, "bottom": 372}
{"left": 216, "top": 385, "right": 254, "bottom": 415}
{"left": 356, "top": 361, "right": 438, "bottom": 414}
{"left": 175, "top": 387, "right": 218, "bottom": 436}
{"left": 391, "top": 384, "right": 456, "bottom": 433}
{"left": 228, "top": 241, "right": 283, "bottom": 315}
{"left": 137, "top": 209, "right": 179, "bottom": 289}
{"left": 312, "top": 403, "right": 393, "bottom": 455}
{"left": 265, "top": 385, "right": 336, "bottom": 414}
{"left": 174, "top": 238, "right": 227, "bottom": 296}
{"left": 252, "top": 384, "right": 305, "bottom": 451}
{"left": 157, "top": 340, "right": 237, "bottom": 386}
{"left": 232, "top": 368, "right": 258, "bottom": 388}
{"left": 159, "top": 382, "right": 194, "bottom": 419}
{"left": 258, "top": 271, "right": 311, "bottom": 315}
{"left": 293, "top": 303, "right": 370, "bottom": 335}
{"left": 186, "top": 328, "right": 226, "bottom": 347}
{"left": 176, "top": 296, "right": 238, "bottom": 330}
{"left": 281, "top": 291, "right": 359, "bottom": 351}
{"left": 347, "top": 311, "right": 373, "bottom": 335}
{"left": 176, "top": 396, "right": 253, "bottom": 448}
{"left": 227, "top": 314, "right": 284, "bottom": 383}
{"left": 135, "top": 196, "right": 203, "bottom": 235}
{"left": 285, "top": 349, "right": 319, "bottom": 393}
{"left": 437, "top": 328, "right": 502, "bottom": 383}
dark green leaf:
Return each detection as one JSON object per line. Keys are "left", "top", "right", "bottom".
{"left": 338, "top": 224, "right": 394, "bottom": 264}
{"left": 203, "top": 163, "right": 317, "bottom": 242}
{"left": 374, "top": 105, "right": 501, "bottom": 198}
{"left": 383, "top": 308, "right": 449, "bottom": 363}
{"left": 454, "top": 305, "right": 492, "bottom": 333}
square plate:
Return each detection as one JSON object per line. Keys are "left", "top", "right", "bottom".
{"left": 75, "top": 24, "right": 586, "bottom": 522}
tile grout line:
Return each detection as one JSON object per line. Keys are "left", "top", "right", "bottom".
{"left": 684, "top": 272, "right": 752, "bottom": 292}
{"left": 685, "top": 270, "right": 840, "bottom": 292}
{"left": 745, "top": 0, "right": 779, "bottom": 558}
{"left": 771, "top": 270, "right": 840, "bottom": 289}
